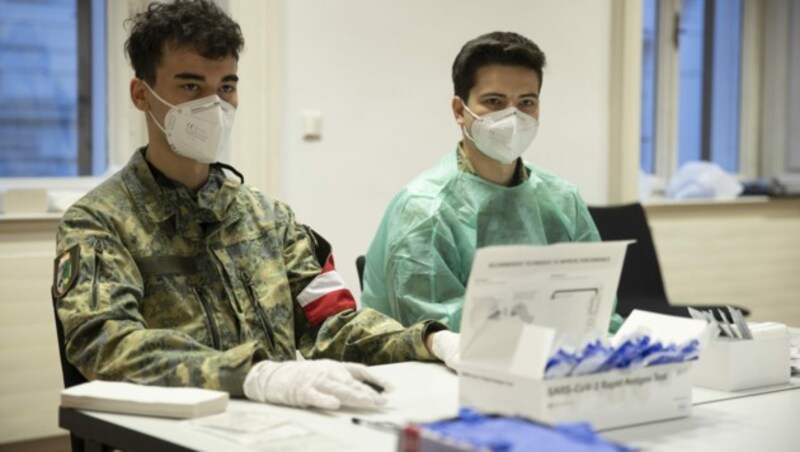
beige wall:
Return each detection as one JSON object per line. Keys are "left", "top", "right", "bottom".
{"left": 646, "top": 199, "right": 800, "bottom": 327}
{"left": 0, "top": 219, "right": 63, "bottom": 443}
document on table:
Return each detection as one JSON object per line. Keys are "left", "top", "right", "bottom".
{"left": 188, "top": 412, "right": 351, "bottom": 451}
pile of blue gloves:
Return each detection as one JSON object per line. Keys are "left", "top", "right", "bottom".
{"left": 545, "top": 333, "right": 700, "bottom": 379}
{"left": 419, "top": 408, "right": 632, "bottom": 452}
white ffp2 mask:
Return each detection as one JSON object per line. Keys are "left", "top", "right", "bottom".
{"left": 144, "top": 82, "right": 236, "bottom": 164}
{"left": 462, "top": 103, "right": 538, "bottom": 164}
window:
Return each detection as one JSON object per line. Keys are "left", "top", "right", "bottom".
{"left": 762, "top": 0, "right": 800, "bottom": 193}
{"left": 641, "top": 0, "right": 745, "bottom": 185}
{"left": 640, "top": 0, "right": 658, "bottom": 175}
{"left": 789, "top": 2, "right": 800, "bottom": 178}
{"left": 678, "top": 0, "right": 741, "bottom": 172}
{"left": 0, "top": 0, "right": 106, "bottom": 178}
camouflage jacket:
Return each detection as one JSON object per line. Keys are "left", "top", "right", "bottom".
{"left": 54, "top": 150, "right": 442, "bottom": 395}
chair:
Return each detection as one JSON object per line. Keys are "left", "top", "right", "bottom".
{"left": 588, "top": 203, "right": 750, "bottom": 318}
{"left": 52, "top": 293, "right": 88, "bottom": 452}
{"left": 52, "top": 294, "right": 88, "bottom": 388}
{"left": 356, "top": 255, "right": 366, "bottom": 291}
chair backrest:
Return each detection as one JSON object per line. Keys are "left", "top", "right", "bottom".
{"left": 51, "top": 294, "right": 88, "bottom": 388}
{"left": 356, "top": 255, "right": 366, "bottom": 291}
{"left": 587, "top": 203, "right": 671, "bottom": 317}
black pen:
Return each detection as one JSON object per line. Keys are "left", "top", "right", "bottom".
{"left": 351, "top": 417, "right": 402, "bottom": 433}
{"left": 360, "top": 379, "right": 385, "bottom": 393}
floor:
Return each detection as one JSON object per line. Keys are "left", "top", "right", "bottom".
{"left": 0, "top": 435, "right": 70, "bottom": 452}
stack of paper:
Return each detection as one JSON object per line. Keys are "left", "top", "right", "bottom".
{"left": 61, "top": 381, "right": 229, "bottom": 419}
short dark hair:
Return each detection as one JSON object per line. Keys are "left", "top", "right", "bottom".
{"left": 452, "top": 31, "right": 546, "bottom": 102}
{"left": 125, "top": 0, "right": 244, "bottom": 85}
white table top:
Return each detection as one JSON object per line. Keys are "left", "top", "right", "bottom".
{"left": 71, "top": 362, "right": 800, "bottom": 451}
{"left": 604, "top": 388, "right": 800, "bottom": 451}
{"left": 74, "top": 362, "right": 456, "bottom": 452}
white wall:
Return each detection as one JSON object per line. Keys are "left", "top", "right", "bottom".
{"left": 279, "top": 0, "right": 614, "bottom": 295}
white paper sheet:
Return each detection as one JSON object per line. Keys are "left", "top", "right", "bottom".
{"left": 613, "top": 309, "right": 713, "bottom": 348}
{"left": 187, "top": 412, "right": 350, "bottom": 450}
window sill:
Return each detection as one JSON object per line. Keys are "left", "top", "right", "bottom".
{"left": 0, "top": 212, "right": 63, "bottom": 223}
{"left": 0, "top": 186, "right": 89, "bottom": 219}
{"left": 642, "top": 195, "right": 800, "bottom": 215}
{"left": 643, "top": 195, "right": 770, "bottom": 208}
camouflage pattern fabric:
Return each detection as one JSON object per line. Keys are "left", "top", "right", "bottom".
{"left": 54, "top": 149, "right": 442, "bottom": 396}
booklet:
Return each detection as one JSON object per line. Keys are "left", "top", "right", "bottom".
{"left": 61, "top": 380, "right": 229, "bottom": 419}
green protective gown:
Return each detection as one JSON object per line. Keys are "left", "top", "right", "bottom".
{"left": 362, "top": 146, "right": 623, "bottom": 333}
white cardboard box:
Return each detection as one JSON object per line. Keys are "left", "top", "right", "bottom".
{"left": 692, "top": 335, "right": 791, "bottom": 391}
{"left": 459, "top": 361, "right": 693, "bottom": 430}
{"left": 457, "top": 244, "right": 707, "bottom": 431}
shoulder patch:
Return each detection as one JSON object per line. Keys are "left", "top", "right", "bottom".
{"left": 53, "top": 245, "right": 80, "bottom": 299}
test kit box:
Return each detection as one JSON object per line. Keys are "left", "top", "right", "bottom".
{"left": 459, "top": 361, "right": 693, "bottom": 430}
{"left": 458, "top": 244, "right": 709, "bottom": 430}
{"left": 691, "top": 334, "right": 791, "bottom": 392}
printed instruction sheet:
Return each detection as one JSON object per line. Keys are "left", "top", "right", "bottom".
{"left": 461, "top": 241, "right": 631, "bottom": 343}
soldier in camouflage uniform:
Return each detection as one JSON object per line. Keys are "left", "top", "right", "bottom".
{"left": 53, "top": 0, "right": 456, "bottom": 409}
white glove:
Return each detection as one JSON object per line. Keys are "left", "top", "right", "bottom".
{"left": 243, "top": 359, "right": 393, "bottom": 410}
{"left": 431, "top": 331, "right": 460, "bottom": 371}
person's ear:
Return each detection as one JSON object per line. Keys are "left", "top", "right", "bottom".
{"left": 130, "top": 78, "right": 149, "bottom": 112}
{"left": 452, "top": 96, "right": 466, "bottom": 126}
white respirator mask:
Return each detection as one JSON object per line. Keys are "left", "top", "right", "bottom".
{"left": 143, "top": 82, "right": 236, "bottom": 164}
{"left": 462, "top": 102, "right": 538, "bottom": 164}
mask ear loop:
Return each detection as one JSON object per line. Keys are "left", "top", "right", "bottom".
{"left": 459, "top": 98, "right": 480, "bottom": 143}
{"left": 141, "top": 81, "right": 175, "bottom": 134}
{"left": 141, "top": 81, "right": 176, "bottom": 109}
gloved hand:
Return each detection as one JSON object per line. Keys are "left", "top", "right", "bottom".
{"left": 430, "top": 330, "right": 460, "bottom": 371}
{"left": 243, "top": 359, "right": 393, "bottom": 410}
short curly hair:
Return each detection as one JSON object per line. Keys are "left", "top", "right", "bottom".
{"left": 452, "top": 31, "right": 546, "bottom": 103}
{"left": 125, "top": 0, "right": 244, "bottom": 85}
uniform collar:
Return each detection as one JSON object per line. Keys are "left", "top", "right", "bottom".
{"left": 121, "top": 148, "right": 242, "bottom": 226}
